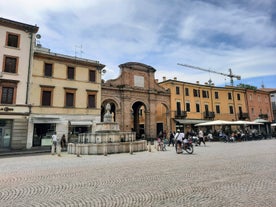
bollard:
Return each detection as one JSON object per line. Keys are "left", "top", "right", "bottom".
{"left": 51, "top": 144, "right": 55, "bottom": 155}
{"left": 104, "top": 143, "right": 107, "bottom": 156}
{"left": 57, "top": 144, "right": 61, "bottom": 157}
{"left": 129, "top": 143, "right": 133, "bottom": 154}
{"left": 76, "top": 144, "right": 80, "bottom": 157}
{"left": 148, "top": 142, "right": 151, "bottom": 152}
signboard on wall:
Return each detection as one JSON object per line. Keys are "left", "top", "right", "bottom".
{"left": 134, "top": 75, "right": 144, "bottom": 87}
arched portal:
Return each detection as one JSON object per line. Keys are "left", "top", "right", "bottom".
{"left": 132, "top": 101, "right": 147, "bottom": 139}
{"left": 101, "top": 62, "right": 171, "bottom": 141}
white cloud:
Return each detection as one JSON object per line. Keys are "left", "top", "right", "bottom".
{"left": 1, "top": 0, "right": 275, "bottom": 88}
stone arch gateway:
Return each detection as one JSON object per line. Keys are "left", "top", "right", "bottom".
{"left": 101, "top": 62, "right": 171, "bottom": 140}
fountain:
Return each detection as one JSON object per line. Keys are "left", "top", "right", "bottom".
{"left": 67, "top": 103, "right": 147, "bottom": 155}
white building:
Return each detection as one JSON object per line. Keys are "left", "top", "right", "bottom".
{"left": 0, "top": 18, "right": 38, "bottom": 150}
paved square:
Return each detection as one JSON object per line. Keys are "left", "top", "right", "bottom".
{"left": 0, "top": 140, "right": 275, "bottom": 207}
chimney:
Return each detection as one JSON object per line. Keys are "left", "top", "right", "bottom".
{"left": 174, "top": 77, "right": 177, "bottom": 80}
{"left": 196, "top": 81, "right": 199, "bottom": 84}
{"left": 163, "top": 76, "right": 166, "bottom": 81}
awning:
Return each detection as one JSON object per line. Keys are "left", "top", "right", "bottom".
{"left": 70, "top": 121, "right": 93, "bottom": 126}
{"left": 174, "top": 119, "right": 206, "bottom": 124}
{"left": 31, "top": 117, "right": 61, "bottom": 123}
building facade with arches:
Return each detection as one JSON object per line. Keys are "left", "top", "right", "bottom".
{"left": 101, "top": 62, "right": 171, "bottom": 140}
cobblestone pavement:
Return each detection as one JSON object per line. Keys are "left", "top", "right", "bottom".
{"left": 0, "top": 140, "right": 275, "bottom": 207}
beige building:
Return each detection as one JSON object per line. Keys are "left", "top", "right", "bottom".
{"left": 0, "top": 18, "right": 38, "bottom": 150}
{"left": 159, "top": 78, "right": 249, "bottom": 133}
{"left": 26, "top": 46, "right": 105, "bottom": 148}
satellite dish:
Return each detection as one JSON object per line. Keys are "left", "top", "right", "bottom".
{"left": 102, "top": 69, "right": 106, "bottom": 74}
{"left": 36, "top": 34, "right": 41, "bottom": 39}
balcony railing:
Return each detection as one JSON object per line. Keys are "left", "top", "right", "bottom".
{"left": 203, "top": 111, "right": 215, "bottom": 119}
{"left": 238, "top": 113, "right": 249, "bottom": 120}
{"left": 174, "top": 111, "right": 187, "bottom": 119}
{"left": 259, "top": 114, "right": 268, "bottom": 119}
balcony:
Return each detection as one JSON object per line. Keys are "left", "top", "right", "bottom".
{"left": 259, "top": 114, "right": 268, "bottom": 119}
{"left": 238, "top": 113, "right": 249, "bottom": 120}
{"left": 204, "top": 111, "right": 215, "bottom": 119}
{"left": 174, "top": 111, "right": 187, "bottom": 119}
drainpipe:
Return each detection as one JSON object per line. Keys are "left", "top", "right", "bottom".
{"left": 26, "top": 32, "right": 34, "bottom": 105}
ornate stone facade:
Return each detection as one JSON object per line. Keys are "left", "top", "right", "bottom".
{"left": 102, "top": 62, "right": 170, "bottom": 140}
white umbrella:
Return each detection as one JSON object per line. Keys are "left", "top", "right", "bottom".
{"left": 195, "top": 120, "right": 233, "bottom": 126}
{"left": 254, "top": 118, "right": 270, "bottom": 123}
{"left": 232, "top": 120, "right": 263, "bottom": 125}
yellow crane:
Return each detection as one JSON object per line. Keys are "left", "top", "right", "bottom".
{"left": 177, "top": 63, "right": 241, "bottom": 86}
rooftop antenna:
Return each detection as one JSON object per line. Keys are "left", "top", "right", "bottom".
{"left": 35, "top": 34, "right": 41, "bottom": 47}
{"left": 75, "top": 44, "right": 84, "bottom": 58}
{"left": 261, "top": 80, "right": 265, "bottom": 88}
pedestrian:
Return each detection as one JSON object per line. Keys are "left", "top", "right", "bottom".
{"left": 51, "top": 132, "right": 57, "bottom": 155}
{"left": 168, "top": 131, "right": 175, "bottom": 146}
{"left": 174, "top": 129, "right": 185, "bottom": 153}
{"left": 198, "top": 128, "right": 206, "bottom": 146}
{"left": 61, "top": 134, "right": 66, "bottom": 150}
{"left": 51, "top": 132, "right": 61, "bottom": 156}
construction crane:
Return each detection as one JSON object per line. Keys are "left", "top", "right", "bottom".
{"left": 177, "top": 63, "right": 241, "bottom": 86}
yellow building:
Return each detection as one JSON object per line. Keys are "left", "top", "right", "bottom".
{"left": 26, "top": 46, "right": 105, "bottom": 148}
{"left": 159, "top": 78, "right": 248, "bottom": 133}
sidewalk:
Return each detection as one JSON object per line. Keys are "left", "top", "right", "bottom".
{"left": 0, "top": 146, "right": 51, "bottom": 157}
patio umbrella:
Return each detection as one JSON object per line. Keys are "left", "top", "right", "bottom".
{"left": 231, "top": 120, "right": 263, "bottom": 125}
{"left": 195, "top": 120, "right": 233, "bottom": 126}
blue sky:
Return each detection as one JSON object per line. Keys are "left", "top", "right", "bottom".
{"left": 1, "top": 0, "right": 276, "bottom": 88}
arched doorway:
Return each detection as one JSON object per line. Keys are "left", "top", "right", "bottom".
{"left": 132, "top": 101, "right": 147, "bottom": 139}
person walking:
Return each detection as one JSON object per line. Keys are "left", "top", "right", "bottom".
{"left": 198, "top": 129, "right": 206, "bottom": 146}
{"left": 51, "top": 132, "right": 61, "bottom": 156}
{"left": 175, "top": 129, "right": 185, "bottom": 153}
{"left": 61, "top": 134, "right": 67, "bottom": 150}
{"left": 168, "top": 131, "right": 175, "bottom": 147}
{"left": 51, "top": 132, "right": 57, "bottom": 155}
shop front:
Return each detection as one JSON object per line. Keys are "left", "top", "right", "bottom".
{"left": 68, "top": 121, "right": 93, "bottom": 143}
{"left": 0, "top": 119, "right": 12, "bottom": 149}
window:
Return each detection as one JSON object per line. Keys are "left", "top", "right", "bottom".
{"left": 214, "top": 91, "right": 219, "bottom": 99}
{"left": 196, "top": 103, "right": 200, "bottom": 112}
{"left": 89, "top": 70, "right": 96, "bottom": 82}
{"left": 193, "top": 89, "right": 200, "bottom": 97}
{"left": 176, "top": 86, "right": 180, "bottom": 95}
{"left": 237, "top": 93, "right": 241, "bottom": 100}
{"left": 1, "top": 87, "right": 14, "bottom": 104}
{"left": 205, "top": 104, "right": 209, "bottom": 112}
{"left": 186, "top": 102, "right": 190, "bottom": 112}
{"left": 249, "top": 94, "right": 252, "bottom": 101}
{"left": 185, "top": 88, "right": 189, "bottom": 96}
{"left": 202, "top": 90, "right": 209, "bottom": 98}
{"left": 64, "top": 88, "right": 76, "bottom": 107}
{"left": 87, "top": 92, "right": 96, "bottom": 108}
{"left": 44, "top": 63, "right": 53, "bottom": 77}
{"left": 67, "top": 66, "right": 75, "bottom": 80}
{"left": 41, "top": 86, "right": 54, "bottom": 106}
{"left": 216, "top": 105, "right": 220, "bottom": 114}
{"left": 228, "top": 92, "right": 232, "bottom": 100}
{"left": 6, "top": 32, "right": 20, "bottom": 48}
{"left": 229, "top": 105, "right": 234, "bottom": 114}
{"left": 239, "top": 106, "right": 242, "bottom": 114}
{"left": 3, "top": 55, "right": 18, "bottom": 73}
{"left": 176, "top": 102, "right": 181, "bottom": 115}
